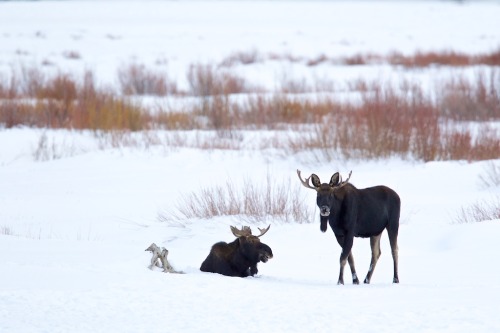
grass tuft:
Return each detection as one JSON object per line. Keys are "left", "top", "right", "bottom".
{"left": 479, "top": 161, "right": 500, "bottom": 188}
{"left": 158, "top": 173, "right": 313, "bottom": 224}
{"left": 453, "top": 197, "right": 500, "bottom": 224}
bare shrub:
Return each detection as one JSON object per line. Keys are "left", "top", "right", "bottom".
{"left": 158, "top": 173, "right": 313, "bottom": 224}
{"left": 479, "top": 161, "right": 500, "bottom": 188}
{"left": 154, "top": 131, "right": 243, "bottom": 151}
{"left": 453, "top": 197, "right": 500, "bottom": 224}
{"left": 187, "top": 64, "right": 247, "bottom": 96}
{"left": 39, "top": 73, "right": 78, "bottom": 101}
{"left": 16, "top": 65, "right": 46, "bottom": 97}
{"left": 356, "top": 83, "right": 421, "bottom": 158}
{"left": 387, "top": 49, "right": 497, "bottom": 68}
{"left": 468, "top": 126, "right": 500, "bottom": 161}
{"left": 369, "top": 49, "right": 500, "bottom": 68}
{"left": 152, "top": 110, "right": 197, "bottom": 130}
{"left": 268, "top": 52, "right": 303, "bottom": 63}
{"left": 439, "top": 126, "right": 473, "bottom": 161}
{"left": 340, "top": 53, "right": 382, "bottom": 66}
{"left": 73, "top": 71, "right": 148, "bottom": 131}
{"left": 289, "top": 120, "right": 342, "bottom": 162}
{"left": 408, "top": 50, "right": 469, "bottom": 67}
{"left": 305, "top": 81, "right": 440, "bottom": 161}
{"left": 438, "top": 70, "right": 500, "bottom": 121}
{"left": 342, "top": 54, "right": 366, "bottom": 66}
{"left": 187, "top": 64, "right": 217, "bottom": 97}
{"left": 306, "top": 54, "right": 329, "bottom": 67}
{"left": 33, "top": 132, "right": 57, "bottom": 161}
{"left": 240, "top": 94, "right": 335, "bottom": 129}
{"left": 272, "top": 49, "right": 500, "bottom": 68}
{"left": 84, "top": 95, "right": 146, "bottom": 131}
{"left": 32, "top": 132, "right": 81, "bottom": 161}
{"left": 281, "top": 78, "right": 310, "bottom": 94}
{"left": 118, "top": 63, "right": 177, "bottom": 96}
{"left": 409, "top": 103, "right": 441, "bottom": 162}
{"left": 0, "top": 69, "right": 148, "bottom": 131}
{"left": 197, "top": 94, "right": 234, "bottom": 133}
{"left": 62, "top": 51, "right": 81, "bottom": 60}
{"left": 39, "top": 73, "right": 78, "bottom": 127}
{"left": 434, "top": 124, "right": 499, "bottom": 162}
{"left": 475, "top": 48, "right": 500, "bottom": 66}
{"left": 187, "top": 64, "right": 248, "bottom": 132}
{"left": 0, "top": 99, "right": 76, "bottom": 129}
{"left": 283, "top": 80, "right": 491, "bottom": 162}
{"left": 0, "top": 74, "right": 9, "bottom": 98}
{"left": 0, "top": 226, "right": 14, "bottom": 236}
{"left": 0, "top": 101, "right": 34, "bottom": 128}
{"left": 219, "top": 49, "right": 262, "bottom": 67}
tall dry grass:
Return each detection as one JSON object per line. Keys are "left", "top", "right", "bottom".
{"left": 158, "top": 173, "right": 313, "bottom": 224}
{"left": 479, "top": 161, "right": 500, "bottom": 188}
{"left": 453, "top": 196, "right": 500, "bottom": 224}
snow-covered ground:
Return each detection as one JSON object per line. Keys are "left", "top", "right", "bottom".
{"left": 1, "top": 1, "right": 500, "bottom": 333}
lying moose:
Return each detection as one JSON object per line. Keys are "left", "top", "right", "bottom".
{"left": 200, "top": 225, "right": 273, "bottom": 277}
{"left": 297, "top": 170, "right": 400, "bottom": 285}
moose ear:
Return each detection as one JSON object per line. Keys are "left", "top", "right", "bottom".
{"left": 329, "top": 172, "right": 340, "bottom": 186}
{"left": 311, "top": 174, "right": 321, "bottom": 188}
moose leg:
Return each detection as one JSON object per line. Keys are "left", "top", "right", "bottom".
{"left": 249, "top": 264, "right": 258, "bottom": 276}
{"left": 364, "top": 234, "right": 382, "bottom": 284}
{"left": 347, "top": 253, "right": 360, "bottom": 284}
{"left": 336, "top": 234, "right": 355, "bottom": 285}
{"left": 338, "top": 258, "right": 346, "bottom": 285}
{"left": 338, "top": 252, "right": 359, "bottom": 285}
{"left": 388, "top": 230, "right": 399, "bottom": 283}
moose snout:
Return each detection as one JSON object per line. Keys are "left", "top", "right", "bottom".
{"left": 259, "top": 245, "right": 273, "bottom": 263}
{"left": 320, "top": 205, "right": 330, "bottom": 217}
{"left": 260, "top": 252, "right": 273, "bottom": 263}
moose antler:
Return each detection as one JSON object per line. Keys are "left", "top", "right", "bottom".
{"left": 230, "top": 225, "right": 253, "bottom": 237}
{"left": 230, "top": 225, "right": 271, "bottom": 238}
{"left": 297, "top": 169, "right": 318, "bottom": 190}
{"left": 338, "top": 170, "right": 353, "bottom": 188}
{"left": 256, "top": 225, "right": 271, "bottom": 237}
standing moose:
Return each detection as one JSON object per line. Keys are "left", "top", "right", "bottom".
{"left": 297, "top": 170, "right": 400, "bottom": 285}
{"left": 200, "top": 225, "right": 273, "bottom": 277}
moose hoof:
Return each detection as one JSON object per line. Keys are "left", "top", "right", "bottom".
{"left": 353, "top": 279, "right": 360, "bottom": 285}
{"left": 393, "top": 277, "right": 399, "bottom": 283}
{"left": 337, "top": 280, "right": 344, "bottom": 285}
{"left": 364, "top": 278, "right": 370, "bottom": 284}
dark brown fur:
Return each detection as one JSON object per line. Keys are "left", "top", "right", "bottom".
{"left": 200, "top": 232, "right": 273, "bottom": 277}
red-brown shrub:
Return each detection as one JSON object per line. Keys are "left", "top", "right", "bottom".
{"left": 118, "top": 63, "right": 178, "bottom": 96}
{"left": 187, "top": 64, "right": 247, "bottom": 96}
{"left": 438, "top": 71, "right": 500, "bottom": 121}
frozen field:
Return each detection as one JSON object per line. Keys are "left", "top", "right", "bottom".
{"left": 1, "top": 1, "right": 500, "bottom": 333}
